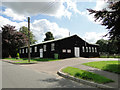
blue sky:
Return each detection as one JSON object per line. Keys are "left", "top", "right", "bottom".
{"left": 0, "top": 0, "right": 108, "bottom": 43}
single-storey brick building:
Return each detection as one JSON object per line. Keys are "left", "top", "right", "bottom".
{"left": 19, "top": 35, "right": 99, "bottom": 59}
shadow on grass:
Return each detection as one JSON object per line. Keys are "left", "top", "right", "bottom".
{"left": 102, "top": 64, "right": 120, "bottom": 74}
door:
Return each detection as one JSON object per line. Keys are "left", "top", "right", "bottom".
{"left": 40, "top": 49, "right": 43, "bottom": 58}
{"left": 74, "top": 47, "right": 80, "bottom": 57}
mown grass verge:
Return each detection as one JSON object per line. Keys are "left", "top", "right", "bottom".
{"left": 100, "top": 55, "right": 120, "bottom": 58}
{"left": 83, "top": 61, "right": 120, "bottom": 74}
{"left": 3, "top": 58, "right": 59, "bottom": 63}
{"left": 62, "top": 67, "right": 114, "bottom": 84}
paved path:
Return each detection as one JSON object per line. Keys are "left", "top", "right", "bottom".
{"left": 2, "top": 61, "right": 94, "bottom": 88}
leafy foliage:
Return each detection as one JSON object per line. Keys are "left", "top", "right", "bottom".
{"left": 2, "top": 24, "right": 28, "bottom": 58}
{"left": 96, "top": 39, "right": 118, "bottom": 54}
{"left": 44, "top": 32, "right": 54, "bottom": 41}
{"left": 19, "top": 26, "right": 37, "bottom": 44}
{"left": 88, "top": 1, "right": 120, "bottom": 53}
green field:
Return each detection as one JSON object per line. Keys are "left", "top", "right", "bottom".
{"left": 83, "top": 61, "right": 120, "bottom": 74}
{"left": 62, "top": 67, "right": 114, "bottom": 84}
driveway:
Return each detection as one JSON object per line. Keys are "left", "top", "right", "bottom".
{"left": 20, "top": 57, "right": 119, "bottom": 75}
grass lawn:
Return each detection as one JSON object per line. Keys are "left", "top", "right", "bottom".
{"left": 62, "top": 67, "right": 114, "bottom": 84}
{"left": 100, "top": 55, "right": 120, "bottom": 58}
{"left": 3, "top": 58, "right": 59, "bottom": 63}
{"left": 83, "top": 61, "right": 120, "bottom": 74}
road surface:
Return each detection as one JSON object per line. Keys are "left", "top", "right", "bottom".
{"left": 2, "top": 61, "right": 94, "bottom": 88}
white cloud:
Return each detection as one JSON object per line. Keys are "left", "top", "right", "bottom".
{"left": 0, "top": 16, "right": 69, "bottom": 43}
{"left": 2, "top": 0, "right": 83, "bottom": 19}
{"left": 0, "top": 16, "right": 28, "bottom": 29}
{"left": 31, "top": 19, "right": 69, "bottom": 42}
{"left": 3, "top": 8, "right": 27, "bottom": 21}
{"left": 83, "top": 32, "right": 108, "bottom": 43}
{"left": 94, "top": 0, "right": 109, "bottom": 10}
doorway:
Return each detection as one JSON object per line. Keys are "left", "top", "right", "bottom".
{"left": 74, "top": 47, "right": 80, "bottom": 57}
{"left": 40, "top": 49, "right": 43, "bottom": 58}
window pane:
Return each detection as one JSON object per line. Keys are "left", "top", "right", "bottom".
{"left": 86, "top": 47, "right": 88, "bottom": 52}
{"left": 44, "top": 45, "right": 46, "bottom": 51}
{"left": 82, "top": 46, "right": 85, "bottom": 52}
{"left": 62, "top": 49, "right": 66, "bottom": 53}
{"left": 51, "top": 43, "right": 55, "bottom": 51}
{"left": 92, "top": 47, "right": 94, "bottom": 52}
{"left": 67, "top": 49, "right": 71, "bottom": 53}
{"left": 26, "top": 48, "right": 28, "bottom": 53}
{"left": 35, "top": 46, "right": 37, "bottom": 52}
{"left": 89, "top": 47, "right": 91, "bottom": 52}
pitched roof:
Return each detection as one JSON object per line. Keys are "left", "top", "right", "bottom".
{"left": 20, "top": 34, "right": 98, "bottom": 48}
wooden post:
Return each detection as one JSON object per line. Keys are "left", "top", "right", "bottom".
{"left": 28, "top": 17, "right": 31, "bottom": 62}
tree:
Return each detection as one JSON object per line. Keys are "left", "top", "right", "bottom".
{"left": 96, "top": 39, "right": 118, "bottom": 54}
{"left": 88, "top": 1, "right": 120, "bottom": 53}
{"left": 96, "top": 39, "right": 108, "bottom": 53}
{"left": 19, "top": 26, "right": 37, "bottom": 44}
{"left": 44, "top": 32, "right": 54, "bottom": 41}
{"left": 2, "top": 24, "right": 28, "bottom": 58}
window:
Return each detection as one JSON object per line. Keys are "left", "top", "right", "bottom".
{"left": 22, "top": 49, "right": 24, "bottom": 53}
{"left": 92, "top": 47, "right": 94, "bottom": 52}
{"left": 51, "top": 43, "right": 55, "bottom": 51}
{"left": 86, "top": 47, "right": 88, "bottom": 52}
{"left": 82, "top": 46, "right": 85, "bottom": 52}
{"left": 67, "top": 49, "right": 71, "bottom": 53}
{"left": 26, "top": 48, "right": 28, "bottom": 53}
{"left": 35, "top": 46, "right": 37, "bottom": 52}
{"left": 62, "top": 49, "right": 66, "bottom": 53}
{"left": 43, "top": 45, "right": 46, "bottom": 51}
{"left": 95, "top": 47, "right": 97, "bottom": 52}
{"left": 89, "top": 47, "right": 91, "bottom": 52}
{"left": 19, "top": 49, "right": 21, "bottom": 54}
{"left": 30, "top": 48, "right": 32, "bottom": 53}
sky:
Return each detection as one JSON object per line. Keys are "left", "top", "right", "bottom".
{"left": 0, "top": 0, "right": 110, "bottom": 44}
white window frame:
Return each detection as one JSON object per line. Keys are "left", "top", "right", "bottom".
{"left": 43, "top": 45, "right": 46, "bottom": 51}
{"left": 19, "top": 49, "right": 21, "bottom": 54}
{"left": 62, "top": 49, "right": 66, "bottom": 53}
{"left": 82, "top": 46, "right": 85, "bottom": 52}
{"left": 95, "top": 47, "right": 97, "bottom": 52}
{"left": 89, "top": 47, "right": 91, "bottom": 52}
{"left": 86, "top": 47, "right": 88, "bottom": 52}
{"left": 51, "top": 43, "right": 55, "bottom": 51}
{"left": 67, "top": 49, "right": 71, "bottom": 53}
{"left": 92, "top": 47, "right": 94, "bottom": 52}
{"left": 22, "top": 49, "right": 24, "bottom": 54}
{"left": 26, "top": 48, "right": 28, "bottom": 53}
{"left": 35, "top": 46, "right": 37, "bottom": 52}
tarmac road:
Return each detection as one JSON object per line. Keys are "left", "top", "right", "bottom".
{"left": 2, "top": 61, "right": 94, "bottom": 88}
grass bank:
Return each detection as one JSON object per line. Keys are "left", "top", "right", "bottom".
{"left": 83, "top": 61, "right": 120, "bottom": 74}
{"left": 62, "top": 67, "right": 114, "bottom": 84}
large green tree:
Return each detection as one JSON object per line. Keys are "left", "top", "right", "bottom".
{"left": 2, "top": 24, "right": 28, "bottom": 58}
{"left": 88, "top": 1, "right": 120, "bottom": 53}
{"left": 19, "top": 26, "right": 37, "bottom": 44}
{"left": 96, "top": 39, "right": 118, "bottom": 54}
{"left": 44, "top": 32, "right": 54, "bottom": 41}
